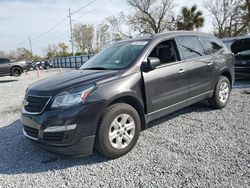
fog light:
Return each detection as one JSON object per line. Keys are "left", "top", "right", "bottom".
{"left": 44, "top": 124, "right": 77, "bottom": 133}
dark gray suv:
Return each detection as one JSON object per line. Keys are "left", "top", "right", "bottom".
{"left": 21, "top": 31, "right": 234, "bottom": 159}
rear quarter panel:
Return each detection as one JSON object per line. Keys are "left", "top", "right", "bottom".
{"left": 213, "top": 50, "right": 235, "bottom": 88}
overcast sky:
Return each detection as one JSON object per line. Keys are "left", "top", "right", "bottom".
{"left": 0, "top": 0, "right": 212, "bottom": 56}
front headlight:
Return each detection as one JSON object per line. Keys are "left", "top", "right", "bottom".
{"left": 51, "top": 84, "right": 96, "bottom": 108}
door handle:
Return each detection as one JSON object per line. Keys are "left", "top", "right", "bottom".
{"left": 208, "top": 62, "right": 214, "bottom": 66}
{"left": 178, "top": 69, "right": 185, "bottom": 74}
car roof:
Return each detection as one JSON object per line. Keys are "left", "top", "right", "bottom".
{"left": 221, "top": 35, "right": 250, "bottom": 42}
{"left": 117, "top": 31, "right": 216, "bottom": 43}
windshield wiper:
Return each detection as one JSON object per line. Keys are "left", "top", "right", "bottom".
{"left": 82, "top": 67, "right": 108, "bottom": 70}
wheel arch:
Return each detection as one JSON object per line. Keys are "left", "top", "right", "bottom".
{"left": 220, "top": 70, "right": 233, "bottom": 88}
{"left": 106, "top": 95, "right": 147, "bottom": 130}
{"left": 10, "top": 65, "right": 23, "bottom": 74}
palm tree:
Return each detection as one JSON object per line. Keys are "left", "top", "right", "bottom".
{"left": 177, "top": 5, "right": 204, "bottom": 31}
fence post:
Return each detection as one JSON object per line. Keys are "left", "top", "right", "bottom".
{"left": 75, "top": 56, "right": 77, "bottom": 68}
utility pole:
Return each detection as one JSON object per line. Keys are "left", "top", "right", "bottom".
{"left": 29, "top": 36, "right": 33, "bottom": 56}
{"left": 69, "top": 8, "right": 74, "bottom": 56}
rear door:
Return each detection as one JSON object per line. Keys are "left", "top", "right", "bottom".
{"left": 198, "top": 36, "right": 225, "bottom": 89}
{"left": 175, "top": 36, "right": 215, "bottom": 101}
{"left": 142, "top": 39, "right": 189, "bottom": 119}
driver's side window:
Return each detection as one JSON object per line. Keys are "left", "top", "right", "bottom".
{"left": 149, "top": 40, "right": 178, "bottom": 65}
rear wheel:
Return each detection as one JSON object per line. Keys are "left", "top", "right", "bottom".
{"left": 95, "top": 103, "right": 141, "bottom": 159}
{"left": 209, "top": 76, "right": 231, "bottom": 109}
{"left": 11, "top": 67, "right": 22, "bottom": 77}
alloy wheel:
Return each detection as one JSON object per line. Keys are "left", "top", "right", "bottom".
{"left": 108, "top": 114, "right": 135, "bottom": 149}
{"left": 219, "top": 81, "right": 229, "bottom": 103}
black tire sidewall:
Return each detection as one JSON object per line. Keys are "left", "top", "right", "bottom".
{"left": 96, "top": 103, "right": 141, "bottom": 158}
{"left": 11, "top": 67, "right": 22, "bottom": 77}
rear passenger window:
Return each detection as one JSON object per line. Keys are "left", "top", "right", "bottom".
{"left": 199, "top": 36, "right": 223, "bottom": 55}
{"left": 175, "top": 36, "right": 204, "bottom": 60}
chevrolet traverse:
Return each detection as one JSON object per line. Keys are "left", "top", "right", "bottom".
{"left": 21, "top": 31, "right": 234, "bottom": 159}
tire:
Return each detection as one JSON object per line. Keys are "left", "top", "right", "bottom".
{"left": 11, "top": 67, "right": 22, "bottom": 77}
{"left": 209, "top": 76, "right": 231, "bottom": 109}
{"left": 95, "top": 103, "right": 141, "bottom": 159}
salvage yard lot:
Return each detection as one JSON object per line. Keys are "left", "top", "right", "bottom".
{"left": 0, "top": 70, "right": 249, "bottom": 188}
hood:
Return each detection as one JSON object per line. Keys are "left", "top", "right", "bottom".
{"left": 27, "top": 69, "right": 119, "bottom": 96}
{"left": 231, "top": 37, "right": 250, "bottom": 54}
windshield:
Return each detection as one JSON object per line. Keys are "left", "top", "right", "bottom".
{"left": 80, "top": 40, "right": 149, "bottom": 70}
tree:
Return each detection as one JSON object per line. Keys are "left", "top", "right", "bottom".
{"left": 16, "top": 47, "right": 32, "bottom": 60}
{"left": 107, "top": 13, "right": 132, "bottom": 38}
{"left": 95, "top": 22, "right": 111, "bottom": 52}
{"left": 57, "top": 42, "right": 70, "bottom": 57}
{"left": 177, "top": 5, "right": 204, "bottom": 30}
{"left": 44, "top": 43, "right": 71, "bottom": 58}
{"left": 127, "top": 0, "right": 175, "bottom": 34}
{"left": 204, "top": 0, "right": 250, "bottom": 38}
{"left": 72, "top": 24, "right": 95, "bottom": 53}
{"left": 45, "top": 44, "right": 58, "bottom": 58}
{"left": 240, "top": 0, "right": 250, "bottom": 34}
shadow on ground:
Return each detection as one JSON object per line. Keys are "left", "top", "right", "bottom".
{"left": 147, "top": 101, "right": 214, "bottom": 129}
{"left": 0, "top": 80, "right": 18, "bottom": 83}
{"left": 0, "top": 102, "right": 214, "bottom": 175}
{"left": 0, "top": 120, "right": 108, "bottom": 175}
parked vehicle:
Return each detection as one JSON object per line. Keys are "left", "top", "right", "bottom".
{"left": 21, "top": 31, "right": 234, "bottom": 159}
{"left": 0, "top": 58, "right": 27, "bottom": 77}
{"left": 27, "top": 61, "right": 38, "bottom": 71}
{"left": 43, "top": 61, "right": 52, "bottom": 69}
{"left": 27, "top": 60, "right": 52, "bottom": 71}
{"left": 222, "top": 36, "right": 250, "bottom": 79}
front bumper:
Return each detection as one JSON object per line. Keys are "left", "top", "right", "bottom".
{"left": 21, "top": 101, "right": 108, "bottom": 156}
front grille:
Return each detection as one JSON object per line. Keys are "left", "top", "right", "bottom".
{"left": 24, "top": 95, "right": 51, "bottom": 113}
{"left": 23, "top": 125, "right": 39, "bottom": 139}
{"left": 43, "top": 132, "right": 64, "bottom": 141}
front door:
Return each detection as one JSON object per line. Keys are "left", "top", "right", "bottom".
{"left": 142, "top": 39, "right": 189, "bottom": 120}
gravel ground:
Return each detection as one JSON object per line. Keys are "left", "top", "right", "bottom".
{"left": 0, "top": 70, "right": 249, "bottom": 188}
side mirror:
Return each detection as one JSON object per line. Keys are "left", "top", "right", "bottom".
{"left": 142, "top": 57, "right": 161, "bottom": 72}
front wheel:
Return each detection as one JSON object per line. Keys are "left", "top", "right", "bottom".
{"left": 209, "top": 76, "right": 231, "bottom": 109}
{"left": 11, "top": 67, "right": 22, "bottom": 77}
{"left": 95, "top": 103, "right": 141, "bottom": 159}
